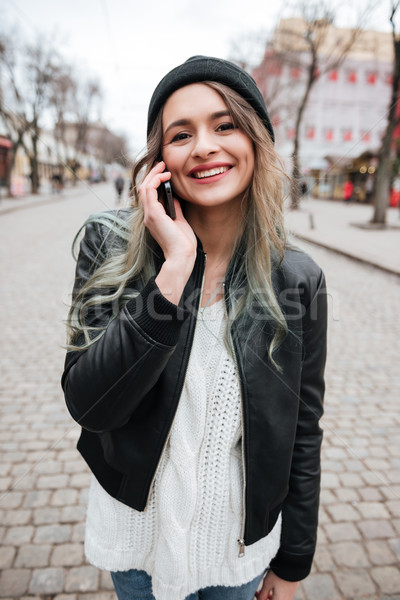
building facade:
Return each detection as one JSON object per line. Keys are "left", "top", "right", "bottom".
{"left": 252, "top": 19, "right": 394, "bottom": 200}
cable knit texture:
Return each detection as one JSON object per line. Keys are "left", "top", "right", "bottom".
{"left": 85, "top": 299, "right": 281, "bottom": 600}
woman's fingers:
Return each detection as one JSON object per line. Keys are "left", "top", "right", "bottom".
{"left": 256, "top": 572, "right": 299, "bottom": 600}
{"left": 140, "top": 162, "right": 170, "bottom": 209}
{"left": 173, "top": 196, "right": 185, "bottom": 220}
{"left": 139, "top": 164, "right": 173, "bottom": 227}
{"left": 255, "top": 587, "right": 274, "bottom": 599}
{"left": 139, "top": 161, "right": 169, "bottom": 196}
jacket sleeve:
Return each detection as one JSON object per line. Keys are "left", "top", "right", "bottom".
{"left": 61, "top": 219, "right": 189, "bottom": 433}
{"left": 270, "top": 269, "right": 327, "bottom": 581}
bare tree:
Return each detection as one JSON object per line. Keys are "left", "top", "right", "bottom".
{"left": 49, "top": 67, "right": 104, "bottom": 183}
{"left": 50, "top": 65, "right": 77, "bottom": 163}
{"left": 23, "top": 39, "right": 60, "bottom": 193}
{"left": 244, "top": 2, "right": 372, "bottom": 209}
{"left": 371, "top": 1, "right": 400, "bottom": 224}
{"left": 278, "top": 3, "right": 369, "bottom": 208}
{"left": 1, "top": 23, "right": 124, "bottom": 194}
{"left": 98, "top": 130, "right": 130, "bottom": 167}
{"left": 0, "top": 25, "right": 104, "bottom": 193}
{"left": 73, "top": 77, "right": 102, "bottom": 154}
{"left": 0, "top": 31, "right": 60, "bottom": 194}
{"left": 0, "top": 32, "right": 32, "bottom": 195}
{"left": 229, "top": 30, "right": 269, "bottom": 71}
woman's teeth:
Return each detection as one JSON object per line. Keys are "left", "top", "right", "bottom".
{"left": 192, "top": 166, "right": 230, "bottom": 179}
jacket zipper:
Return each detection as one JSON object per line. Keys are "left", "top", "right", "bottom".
{"left": 224, "top": 283, "right": 247, "bottom": 558}
{"left": 233, "top": 334, "right": 247, "bottom": 558}
{"left": 144, "top": 251, "right": 207, "bottom": 510}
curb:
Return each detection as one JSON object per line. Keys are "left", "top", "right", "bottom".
{"left": 292, "top": 232, "right": 400, "bottom": 277}
{"left": 0, "top": 182, "right": 103, "bottom": 216}
{"left": 0, "top": 193, "right": 75, "bottom": 216}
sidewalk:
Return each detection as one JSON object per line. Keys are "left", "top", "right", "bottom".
{"left": 0, "top": 182, "right": 96, "bottom": 216}
{"left": 285, "top": 197, "right": 400, "bottom": 276}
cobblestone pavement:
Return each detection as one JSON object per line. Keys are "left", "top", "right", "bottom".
{"left": 0, "top": 183, "right": 399, "bottom": 599}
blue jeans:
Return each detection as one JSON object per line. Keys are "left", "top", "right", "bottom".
{"left": 111, "top": 568, "right": 265, "bottom": 600}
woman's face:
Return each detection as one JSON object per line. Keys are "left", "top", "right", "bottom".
{"left": 161, "top": 83, "right": 255, "bottom": 211}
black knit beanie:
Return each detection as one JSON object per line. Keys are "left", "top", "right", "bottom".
{"left": 147, "top": 55, "right": 274, "bottom": 143}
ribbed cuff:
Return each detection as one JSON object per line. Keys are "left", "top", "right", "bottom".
{"left": 125, "top": 277, "right": 189, "bottom": 346}
{"left": 269, "top": 548, "right": 314, "bottom": 582}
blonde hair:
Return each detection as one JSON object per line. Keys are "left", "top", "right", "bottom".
{"left": 66, "top": 81, "right": 289, "bottom": 369}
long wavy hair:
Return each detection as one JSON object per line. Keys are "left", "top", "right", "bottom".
{"left": 66, "top": 81, "right": 290, "bottom": 369}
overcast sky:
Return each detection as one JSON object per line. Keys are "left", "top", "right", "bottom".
{"left": 2, "top": 0, "right": 394, "bottom": 155}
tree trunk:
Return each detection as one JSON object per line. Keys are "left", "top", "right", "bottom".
{"left": 372, "top": 129, "right": 392, "bottom": 224}
{"left": 6, "top": 161, "right": 13, "bottom": 198}
{"left": 30, "top": 125, "right": 40, "bottom": 195}
{"left": 290, "top": 58, "right": 316, "bottom": 210}
{"left": 371, "top": 31, "right": 400, "bottom": 224}
{"left": 291, "top": 149, "right": 301, "bottom": 210}
{"left": 30, "top": 155, "right": 39, "bottom": 194}
{"left": 5, "top": 148, "right": 14, "bottom": 198}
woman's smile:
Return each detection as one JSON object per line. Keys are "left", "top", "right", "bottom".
{"left": 189, "top": 162, "right": 232, "bottom": 183}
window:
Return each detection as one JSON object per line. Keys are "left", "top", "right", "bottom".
{"left": 324, "top": 129, "right": 334, "bottom": 141}
{"left": 328, "top": 70, "right": 338, "bottom": 82}
{"left": 361, "top": 131, "right": 371, "bottom": 142}
{"left": 287, "top": 128, "right": 295, "bottom": 140}
{"left": 386, "top": 73, "right": 393, "bottom": 85}
{"left": 291, "top": 67, "right": 301, "bottom": 79}
{"left": 347, "top": 70, "right": 357, "bottom": 83}
{"left": 305, "top": 126, "right": 315, "bottom": 140}
{"left": 342, "top": 128, "right": 352, "bottom": 142}
{"left": 366, "top": 71, "right": 377, "bottom": 85}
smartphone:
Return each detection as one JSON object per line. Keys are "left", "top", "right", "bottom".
{"left": 159, "top": 178, "right": 176, "bottom": 220}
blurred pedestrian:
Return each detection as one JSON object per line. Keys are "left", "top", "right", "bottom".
{"left": 115, "top": 175, "right": 125, "bottom": 203}
{"left": 343, "top": 179, "right": 354, "bottom": 204}
{"left": 62, "top": 56, "right": 327, "bottom": 600}
{"left": 51, "top": 171, "right": 63, "bottom": 194}
{"left": 365, "top": 176, "right": 374, "bottom": 204}
{"left": 300, "top": 179, "right": 308, "bottom": 197}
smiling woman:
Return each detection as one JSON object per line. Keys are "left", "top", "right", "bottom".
{"left": 62, "top": 56, "right": 327, "bottom": 600}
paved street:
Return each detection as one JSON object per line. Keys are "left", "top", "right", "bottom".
{"left": 0, "top": 183, "right": 399, "bottom": 599}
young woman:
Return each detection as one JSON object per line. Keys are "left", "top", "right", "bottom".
{"left": 62, "top": 56, "right": 327, "bottom": 600}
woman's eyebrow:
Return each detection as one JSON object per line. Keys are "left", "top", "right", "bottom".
{"left": 164, "top": 118, "right": 190, "bottom": 135}
{"left": 163, "top": 110, "right": 231, "bottom": 135}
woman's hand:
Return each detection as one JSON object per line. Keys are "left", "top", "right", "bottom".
{"left": 256, "top": 571, "right": 299, "bottom": 600}
{"left": 139, "top": 161, "right": 197, "bottom": 264}
{"left": 139, "top": 161, "right": 197, "bottom": 305}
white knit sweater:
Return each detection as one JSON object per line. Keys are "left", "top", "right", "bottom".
{"left": 85, "top": 299, "right": 281, "bottom": 600}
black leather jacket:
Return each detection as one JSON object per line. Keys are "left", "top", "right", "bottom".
{"left": 61, "top": 211, "right": 327, "bottom": 582}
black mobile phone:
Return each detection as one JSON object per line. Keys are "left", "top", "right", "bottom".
{"left": 159, "top": 179, "right": 176, "bottom": 220}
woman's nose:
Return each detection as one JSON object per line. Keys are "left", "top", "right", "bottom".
{"left": 191, "top": 129, "right": 219, "bottom": 158}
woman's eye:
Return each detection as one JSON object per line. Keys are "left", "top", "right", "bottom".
{"left": 217, "top": 122, "right": 235, "bottom": 132}
{"left": 171, "top": 132, "right": 190, "bottom": 142}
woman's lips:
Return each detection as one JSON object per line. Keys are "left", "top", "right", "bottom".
{"left": 188, "top": 163, "right": 233, "bottom": 184}
{"left": 192, "top": 165, "right": 230, "bottom": 179}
